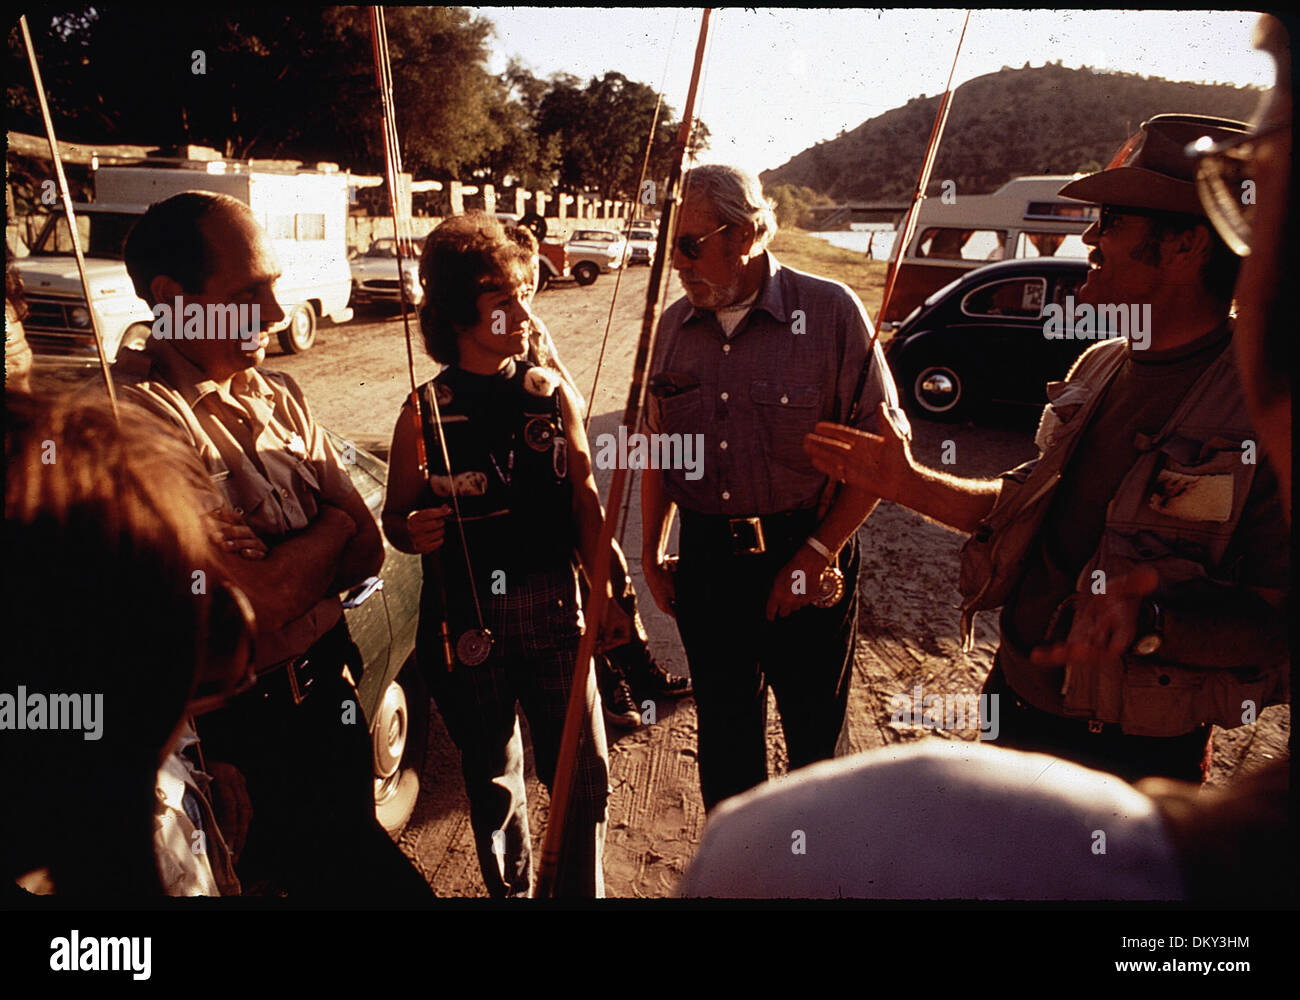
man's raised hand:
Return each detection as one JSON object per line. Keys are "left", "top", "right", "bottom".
{"left": 803, "top": 402, "right": 913, "bottom": 502}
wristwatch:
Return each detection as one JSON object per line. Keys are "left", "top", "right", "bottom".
{"left": 1131, "top": 598, "right": 1165, "bottom": 656}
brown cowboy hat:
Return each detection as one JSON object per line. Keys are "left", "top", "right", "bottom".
{"left": 1059, "top": 113, "right": 1252, "bottom": 216}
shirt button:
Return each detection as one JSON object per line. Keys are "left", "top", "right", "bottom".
{"left": 780, "top": 394, "right": 789, "bottom": 404}
{"left": 280, "top": 488, "right": 290, "bottom": 498}
{"left": 720, "top": 441, "right": 728, "bottom": 450}
{"left": 720, "top": 392, "right": 729, "bottom": 402}
{"left": 722, "top": 344, "right": 731, "bottom": 354}
{"left": 721, "top": 490, "right": 731, "bottom": 501}
{"left": 234, "top": 507, "right": 244, "bottom": 516}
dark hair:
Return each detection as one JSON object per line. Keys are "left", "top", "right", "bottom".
{"left": 2, "top": 393, "right": 237, "bottom": 896}
{"left": 123, "top": 191, "right": 246, "bottom": 305}
{"left": 1131, "top": 211, "right": 1242, "bottom": 304}
{"left": 417, "top": 214, "right": 532, "bottom": 365}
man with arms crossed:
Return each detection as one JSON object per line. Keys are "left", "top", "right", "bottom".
{"left": 118, "top": 192, "right": 429, "bottom": 899}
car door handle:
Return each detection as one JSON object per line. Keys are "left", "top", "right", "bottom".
{"left": 342, "top": 575, "right": 384, "bottom": 609}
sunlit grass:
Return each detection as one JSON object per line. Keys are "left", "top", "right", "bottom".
{"left": 769, "top": 227, "right": 892, "bottom": 337}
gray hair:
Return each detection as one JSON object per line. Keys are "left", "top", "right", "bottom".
{"left": 682, "top": 164, "right": 778, "bottom": 252}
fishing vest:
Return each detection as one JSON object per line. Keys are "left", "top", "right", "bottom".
{"left": 958, "top": 335, "right": 1288, "bottom": 737}
{"left": 417, "top": 360, "right": 575, "bottom": 611}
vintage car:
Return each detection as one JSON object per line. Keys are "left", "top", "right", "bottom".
{"left": 349, "top": 237, "right": 424, "bottom": 309}
{"left": 565, "top": 228, "right": 626, "bottom": 285}
{"left": 624, "top": 224, "right": 657, "bottom": 266}
{"left": 879, "top": 176, "right": 1096, "bottom": 329}
{"left": 884, "top": 257, "right": 1092, "bottom": 422}
{"left": 327, "top": 428, "right": 426, "bottom": 836}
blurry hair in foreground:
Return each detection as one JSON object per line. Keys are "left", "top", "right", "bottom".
{"left": 3, "top": 392, "right": 249, "bottom": 897}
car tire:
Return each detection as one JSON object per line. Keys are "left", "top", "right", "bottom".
{"left": 277, "top": 303, "right": 316, "bottom": 354}
{"left": 902, "top": 354, "right": 977, "bottom": 422}
{"left": 373, "top": 653, "right": 427, "bottom": 839}
{"left": 573, "top": 261, "right": 599, "bottom": 286}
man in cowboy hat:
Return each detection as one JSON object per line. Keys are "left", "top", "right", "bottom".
{"left": 805, "top": 114, "right": 1289, "bottom": 783}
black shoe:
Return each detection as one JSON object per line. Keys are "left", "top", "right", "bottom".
{"left": 602, "top": 676, "right": 642, "bottom": 730}
{"left": 629, "top": 656, "right": 693, "bottom": 701}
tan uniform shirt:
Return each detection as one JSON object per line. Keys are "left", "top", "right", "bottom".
{"left": 116, "top": 346, "right": 350, "bottom": 667}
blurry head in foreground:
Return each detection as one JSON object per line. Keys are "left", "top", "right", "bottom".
{"left": 3, "top": 394, "right": 252, "bottom": 896}
{"left": 1192, "top": 13, "right": 1293, "bottom": 514}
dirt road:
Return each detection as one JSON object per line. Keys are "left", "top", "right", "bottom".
{"left": 219, "top": 265, "right": 1292, "bottom": 897}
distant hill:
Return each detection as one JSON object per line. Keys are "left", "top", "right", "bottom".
{"left": 760, "top": 64, "right": 1260, "bottom": 203}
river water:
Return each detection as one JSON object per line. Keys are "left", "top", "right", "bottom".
{"left": 809, "top": 224, "right": 897, "bottom": 260}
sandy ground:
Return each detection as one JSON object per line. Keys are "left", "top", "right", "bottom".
{"left": 37, "top": 263, "right": 1285, "bottom": 898}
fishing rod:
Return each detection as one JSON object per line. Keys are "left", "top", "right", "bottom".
{"left": 18, "top": 15, "right": 118, "bottom": 415}
{"left": 584, "top": 9, "right": 682, "bottom": 432}
{"left": 369, "top": 6, "right": 492, "bottom": 671}
{"left": 535, "top": 7, "right": 714, "bottom": 899}
{"left": 873, "top": 10, "right": 972, "bottom": 341}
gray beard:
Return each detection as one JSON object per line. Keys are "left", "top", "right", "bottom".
{"left": 684, "top": 275, "right": 744, "bottom": 311}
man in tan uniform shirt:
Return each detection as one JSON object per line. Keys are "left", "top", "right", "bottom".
{"left": 117, "top": 191, "right": 428, "bottom": 900}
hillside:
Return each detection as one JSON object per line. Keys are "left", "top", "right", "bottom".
{"left": 761, "top": 64, "right": 1260, "bottom": 202}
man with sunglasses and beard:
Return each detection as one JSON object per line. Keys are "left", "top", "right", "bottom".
{"left": 641, "top": 164, "right": 905, "bottom": 812}
{"left": 806, "top": 115, "right": 1290, "bottom": 784}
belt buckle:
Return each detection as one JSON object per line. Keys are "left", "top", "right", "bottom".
{"left": 1088, "top": 719, "right": 1104, "bottom": 734}
{"left": 728, "top": 516, "right": 766, "bottom": 555}
{"left": 286, "top": 656, "right": 312, "bottom": 706}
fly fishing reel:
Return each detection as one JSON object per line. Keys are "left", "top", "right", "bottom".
{"left": 811, "top": 565, "right": 845, "bottom": 608}
{"left": 456, "top": 627, "right": 494, "bottom": 667}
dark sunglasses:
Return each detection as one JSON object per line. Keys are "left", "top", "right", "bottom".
{"left": 674, "top": 223, "right": 729, "bottom": 261}
{"left": 1097, "top": 204, "right": 1191, "bottom": 236}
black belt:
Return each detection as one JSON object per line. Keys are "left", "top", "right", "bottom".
{"left": 680, "top": 508, "right": 819, "bottom": 557}
{"left": 249, "top": 619, "right": 357, "bottom": 708}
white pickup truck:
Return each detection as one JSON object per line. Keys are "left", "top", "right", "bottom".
{"left": 14, "top": 159, "right": 354, "bottom": 362}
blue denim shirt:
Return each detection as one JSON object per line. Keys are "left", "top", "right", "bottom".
{"left": 646, "top": 252, "right": 907, "bottom": 515}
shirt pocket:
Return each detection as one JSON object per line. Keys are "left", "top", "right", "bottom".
{"left": 654, "top": 385, "right": 704, "bottom": 437}
{"left": 750, "top": 378, "right": 822, "bottom": 469}
{"left": 1146, "top": 437, "right": 1245, "bottom": 520}
{"left": 257, "top": 449, "right": 323, "bottom": 531}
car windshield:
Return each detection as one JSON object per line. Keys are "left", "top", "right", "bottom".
{"left": 30, "top": 211, "right": 140, "bottom": 259}
{"left": 572, "top": 231, "right": 615, "bottom": 242}
{"left": 366, "top": 239, "right": 421, "bottom": 257}
{"left": 629, "top": 231, "right": 654, "bottom": 240}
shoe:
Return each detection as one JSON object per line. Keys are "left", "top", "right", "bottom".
{"left": 630, "top": 656, "right": 693, "bottom": 701}
{"left": 602, "top": 676, "right": 643, "bottom": 730}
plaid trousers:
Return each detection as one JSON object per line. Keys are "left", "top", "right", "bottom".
{"left": 419, "top": 562, "right": 610, "bottom": 898}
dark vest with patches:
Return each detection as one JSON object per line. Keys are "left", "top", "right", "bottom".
{"left": 416, "top": 360, "right": 574, "bottom": 625}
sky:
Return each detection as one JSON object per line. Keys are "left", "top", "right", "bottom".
{"left": 475, "top": 7, "right": 1276, "bottom": 177}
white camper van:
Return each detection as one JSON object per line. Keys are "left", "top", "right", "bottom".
{"left": 15, "top": 158, "right": 353, "bottom": 362}
{"left": 881, "top": 175, "right": 1098, "bottom": 328}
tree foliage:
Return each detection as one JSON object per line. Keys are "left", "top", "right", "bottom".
{"left": 7, "top": 6, "right": 709, "bottom": 198}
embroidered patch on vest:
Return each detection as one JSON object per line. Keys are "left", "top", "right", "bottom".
{"left": 524, "top": 416, "right": 554, "bottom": 451}
{"left": 523, "top": 367, "right": 559, "bottom": 398}
{"left": 428, "top": 470, "right": 489, "bottom": 497}
{"left": 1148, "top": 470, "right": 1234, "bottom": 522}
